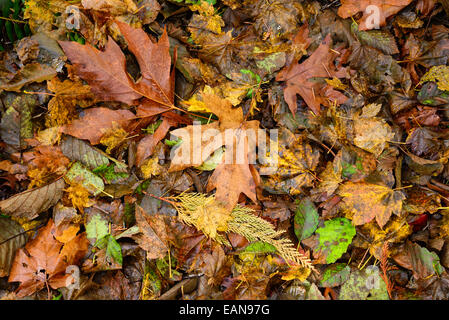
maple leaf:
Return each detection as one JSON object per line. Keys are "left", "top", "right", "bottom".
{"left": 337, "top": 182, "right": 405, "bottom": 228}
{"left": 337, "top": 0, "right": 414, "bottom": 30}
{"left": 169, "top": 93, "right": 260, "bottom": 209}
{"left": 59, "top": 21, "right": 175, "bottom": 114}
{"left": 276, "top": 34, "right": 348, "bottom": 115}
{"left": 261, "top": 135, "right": 320, "bottom": 195}
{"left": 8, "top": 219, "right": 89, "bottom": 298}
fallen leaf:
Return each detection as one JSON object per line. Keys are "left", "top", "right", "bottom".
{"left": 59, "top": 21, "right": 175, "bottom": 110}
{"left": 337, "top": 182, "right": 405, "bottom": 228}
{"left": 314, "top": 217, "right": 356, "bottom": 264}
{"left": 8, "top": 219, "right": 89, "bottom": 298}
{"left": 276, "top": 34, "right": 348, "bottom": 115}
{"left": 0, "top": 179, "right": 65, "bottom": 220}
{"left": 61, "top": 107, "right": 135, "bottom": 145}
{"left": 0, "top": 218, "right": 27, "bottom": 277}
{"left": 337, "top": 0, "right": 414, "bottom": 30}
{"left": 133, "top": 206, "right": 169, "bottom": 260}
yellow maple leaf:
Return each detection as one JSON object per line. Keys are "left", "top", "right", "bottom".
{"left": 420, "top": 65, "right": 449, "bottom": 92}
{"left": 337, "top": 182, "right": 405, "bottom": 228}
{"left": 46, "top": 77, "right": 97, "bottom": 127}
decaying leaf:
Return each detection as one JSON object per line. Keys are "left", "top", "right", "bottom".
{"left": 61, "top": 107, "right": 135, "bottom": 145}
{"left": 0, "top": 179, "right": 65, "bottom": 220}
{"left": 338, "top": 182, "right": 405, "bottom": 228}
{"left": 0, "top": 218, "right": 27, "bottom": 277}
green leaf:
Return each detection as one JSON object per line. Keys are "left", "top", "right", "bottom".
{"left": 66, "top": 162, "right": 105, "bottom": 196}
{"left": 241, "top": 241, "right": 277, "bottom": 254}
{"left": 294, "top": 198, "right": 319, "bottom": 241}
{"left": 319, "top": 263, "right": 351, "bottom": 288}
{"left": 418, "top": 244, "right": 444, "bottom": 276}
{"left": 93, "top": 163, "right": 129, "bottom": 184}
{"left": 164, "top": 138, "right": 183, "bottom": 147}
{"left": 105, "top": 235, "right": 122, "bottom": 265}
{"left": 315, "top": 218, "right": 356, "bottom": 264}
{"left": 86, "top": 214, "right": 109, "bottom": 242}
{"left": 339, "top": 265, "right": 389, "bottom": 300}
{"left": 195, "top": 147, "right": 224, "bottom": 171}
{"left": 115, "top": 225, "right": 140, "bottom": 240}
{"left": 142, "top": 120, "right": 162, "bottom": 134}
{"left": 60, "top": 136, "right": 110, "bottom": 170}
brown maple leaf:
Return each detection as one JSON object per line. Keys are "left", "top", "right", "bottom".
{"left": 59, "top": 21, "right": 175, "bottom": 115}
{"left": 169, "top": 93, "right": 260, "bottom": 209}
{"left": 8, "top": 219, "right": 89, "bottom": 298}
{"left": 337, "top": 0, "right": 413, "bottom": 30}
{"left": 276, "top": 34, "right": 348, "bottom": 115}
{"left": 61, "top": 107, "right": 135, "bottom": 145}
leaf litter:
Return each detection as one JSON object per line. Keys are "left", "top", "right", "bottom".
{"left": 0, "top": 0, "right": 449, "bottom": 301}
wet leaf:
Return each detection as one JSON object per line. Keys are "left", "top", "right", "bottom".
{"left": 315, "top": 217, "right": 356, "bottom": 264}
{"left": 294, "top": 198, "right": 319, "bottom": 241}
{"left": 393, "top": 241, "right": 444, "bottom": 279}
{"left": 338, "top": 0, "right": 413, "bottom": 30}
{"left": 319, "top": 263, "right": 351, "bottom": 288}
{"left": 60, "top": 136, "right": 110, "bottom": 170}
{"left": 339, "top": 265, "right": 389, "bottom": 300}
{"left": 61, "top": 107, "right": 135, "bottom": 145}
{"left": 0, "top": 179, "right": 65, "bottom": 220}
{"left": 337, "top": 182, "right": 405, "bottom": 228}
{"left": 8, "top": 219, "right": 89, "bottom": 298}
{"left": 0, "top": 217, "right": 27, "bottom": 277}
{"left": 65, "top": 162, "right": 105, "bottom": 196}
{"left": 276, "top": 34, "right": 347, "bottom": 115}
